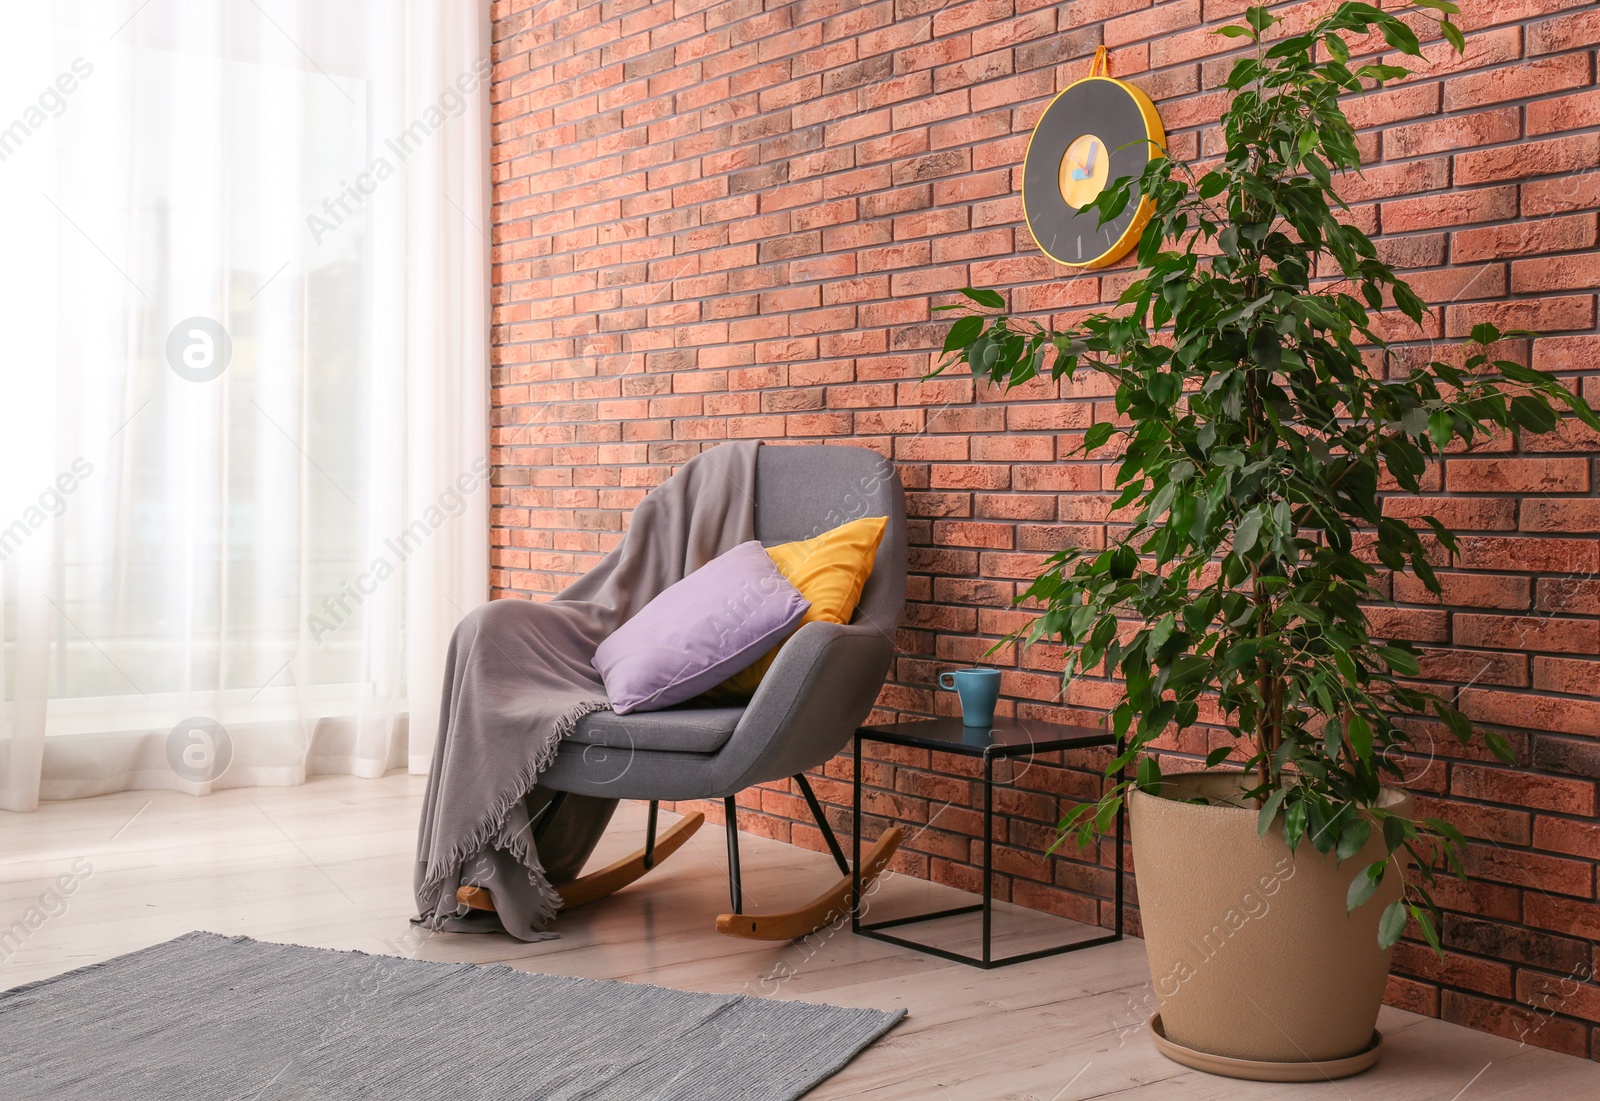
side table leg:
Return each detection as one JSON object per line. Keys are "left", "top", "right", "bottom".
{"left": 852, "top": 733, "right": 862, "bottom": 934}
{"left": 1114, "top": 742, "right": 1125, "bottom": 940}
{"left": 982, "top": 751, "right": 993, "bottom": 968}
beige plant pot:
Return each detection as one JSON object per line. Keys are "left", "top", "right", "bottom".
{"left": 1128, "top": 771, "right": 1411, "bottom": 1080}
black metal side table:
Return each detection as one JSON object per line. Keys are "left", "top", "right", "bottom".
{"left": 851, "top": 716, "right": 1124, "bottom": 969}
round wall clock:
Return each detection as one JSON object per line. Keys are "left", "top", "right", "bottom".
{"left": 1022, "top": 68, "right": 1165, "bottom": 270}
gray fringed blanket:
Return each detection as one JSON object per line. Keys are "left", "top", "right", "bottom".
{"left": 414, "top": 441, "right": 760, "bottom": 940}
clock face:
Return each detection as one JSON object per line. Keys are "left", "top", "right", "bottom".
{"left": 1023, "top": 76, "right": 1165, "bottom": 270}
{"left": 1058, "top": 134, "right": 1110, "bottom": 210}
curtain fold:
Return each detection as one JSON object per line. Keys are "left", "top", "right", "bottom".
{"left": 0, "top": 0, "right": 489, "bottom": 811}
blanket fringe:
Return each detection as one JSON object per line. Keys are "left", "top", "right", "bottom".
{"left": 416, "top": 698, "right": 613, "bottom": 935}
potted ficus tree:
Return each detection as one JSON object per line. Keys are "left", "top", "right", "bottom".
{"left": 935, "top": 0, "right": 1600, "bottom": 1082}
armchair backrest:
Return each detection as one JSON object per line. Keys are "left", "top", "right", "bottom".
{"left": 754, "top": 444, "right": 907, "bottom": 639}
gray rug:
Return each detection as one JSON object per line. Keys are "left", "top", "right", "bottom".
{"left": 0, "top": 931, "right": 904, "bottom": 1100}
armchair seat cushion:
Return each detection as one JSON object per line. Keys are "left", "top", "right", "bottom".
{"left": 567, "top": 704, "right": 746, "bottom": 755}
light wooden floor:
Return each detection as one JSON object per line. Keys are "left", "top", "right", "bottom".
{"left": 3, "top": 773, "right": 1597, "bottom": 1100}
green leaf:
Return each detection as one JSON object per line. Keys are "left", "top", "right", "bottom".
{"left": 1427, "top": 410, "right": 1454, "bottom": 449}
{"left": 1378, "top": 899, "right": 1407, "bottom": 949}
{"left": 1257, "top": 787, "right": 1288, "bottom": 836}
{"left": 961, "top": 287, "right": 1005, "bottom": 309}
{"left": 1336, "top": 818, "right": 1372, "bottom": 861}
{"left": 1283, "top": 799, "right": 1308, "bottom": 851}
{"left": 1511, "top": 395, "right": 1558, "bottom": 435}
{"left": 1346, "top": 713, "right": 1373, "bottom": 761}
{"left": 1413, "top": 904, "right": 1443, "bottom": 954}
{"left": 1348, "top": 861, "right": 1384, "bottom": 911}
{"left": 1378, "top": 645, "right": 1421, "bottom": 677}
{"left": 1205, "top": 746, "right": 1233, "bottom": 768}
{"left": 1137, "top": 755, "right": 1163, "bottom": 793}
{"left": 1383, "top": 814, "right": 1410, "bottom": 855}
{"left": 1094, "top": 795, "right": 1123, "bottom": 835}
{"left": 1378, "top": 18, "right": 1421, "bottom": 55}
{"left": 1427, "top": 816, "right": 1466, "bottom": 851}
{"left": 943, "top": 315, "right": 983, "bottom": 352}
{"left": 1440, "top": 19, "right": 1465, "bottom": 52}
{"left": 1334, "top": 647, "right": 1359, "bottom": 684}
{"left": 1469, "top": 322, "right": 1502, "bottom": 346}
{"left": 1234, "top": 509, "right": 1264, "bottom": 556}
{"left": 1084, "top": 421, "right": 1116, "bottom": 452}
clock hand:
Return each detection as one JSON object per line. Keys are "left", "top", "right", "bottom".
{"left": 1083, "top": 140, "right": 1099, "bottom": 174}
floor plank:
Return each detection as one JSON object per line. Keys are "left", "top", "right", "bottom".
{"left": 2, "top": 773, "right": 1595, "bottom": 1099}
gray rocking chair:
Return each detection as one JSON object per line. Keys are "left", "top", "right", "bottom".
{"left": 457, "top": 444, "right": 907, "bottom": 939}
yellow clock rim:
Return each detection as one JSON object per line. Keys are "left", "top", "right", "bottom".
{"left": 1022, "top": 74, "right": 1168, "bottom": 271}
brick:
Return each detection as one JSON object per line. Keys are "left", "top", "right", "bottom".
{"left": 1523, "top": 499, "right": 1600, "bottom": 532}
{"left": 1385, "top": 108, "right": 1519, "bottom": 159}
{"left": 1445, "top": 915, "right": 1591, "bottom": 974}
{"left": 1523, "top": 173, "right": 1600, "bottom": 216}
{"left": 1533, "top": 816, "right": 1600, "bottom": 859}
{"left": 1382, "top": 186, "right": 1517, "bottom": 233}
{"left": 1456, "top": 536, "right": 1600, "bottom": 573}
{"left": 1382, "top": 497, "right": 1515, "bottom": 532}
{"left": 1414, "top": 794, "right": 1531, "bottom": 844}
{"left": 1451, "top": 763, "right": 1597, "bottom": 815}
{"left": 1452, "top": 213, "right": 1598, "bottom": 263}
{"left": 1454, "top": 613, "right": 1598, "bottom": 655}
{"left": 1384, "top": 975, "right": 1438, "bottom": 1017}
{"left": 1416, "top": 647, "right": 1528, "bottom": 687}
{"left": 1527, "top": 8, "right": 1600, "bottom": 53}
{"left": 1443, "top": 295, "right": 1595, "bottom": 337}
{"left": 1445, "top": 458, "right": 1590, "bottom": 493}
{"left": 1528, "top": 88, "right": 1600, "bottom": 137}
{"left": 1512, "top": 252, "right": 1600, "bottom": 294}
{"left": 1533, "top": 656, "right": 1600, "bottom": 695}
{"left": 1443, "top": 990, "right": 1587, "bottom": 1057}
{"left": 1461, "top": 687, "right": 1600, "bottom": 736}
{"left": 1393, "top": 572, "right": 1529, "bottom": 608}
{"left": 1393, "top": 943, "right": 1513, "bottom": 999}
{"left": 1463, "top": 842, "right": 1593, "bottom": 896}
{"left": 1345, "top": 83, "right": 1441, "bottom": 130}
{"left": 1443, "top": 53, "right": 1592, "bottom": 111}
{"left": 1538, "top": 578, "right": 1600, "bottom": 614}
{"left": 1534, "top": 735, "right": 1600, "bottom": 779}
{"left": 1454, "top": 134, "right": 1600, "bottom": 186}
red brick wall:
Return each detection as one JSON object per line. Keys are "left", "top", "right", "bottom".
{"left": 488, "top": 0, "right": 1600, "bottom": 1056}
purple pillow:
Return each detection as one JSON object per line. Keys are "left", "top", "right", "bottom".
{"left": 593, "top": 540, "right": 810, "bottom": 715}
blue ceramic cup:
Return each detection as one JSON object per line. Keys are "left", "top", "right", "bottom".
{"left": 939, "top": 668, "right": 1001, "bottom": 728}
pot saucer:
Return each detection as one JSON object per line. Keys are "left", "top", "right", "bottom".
{"left": 1149, "top": 1014, "right": 1383, "bottom": 1082}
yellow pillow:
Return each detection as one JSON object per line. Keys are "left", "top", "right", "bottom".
{"left": 704, "top": 515, "right": 888, "bottom": 700}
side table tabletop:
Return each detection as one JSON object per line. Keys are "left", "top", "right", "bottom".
{"left": 851, "top": 716, "right": 1125, "bottom": 969}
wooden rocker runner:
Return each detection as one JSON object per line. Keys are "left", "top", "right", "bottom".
{"left": 458, "top": 779, "right": 904, "bottom": 941}
{"left": 456, "top": 444, "right": 908, "bottom": 943}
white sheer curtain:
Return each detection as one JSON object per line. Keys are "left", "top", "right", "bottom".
{"left": 0, "top": 0, "right": 490, "bottom": 811}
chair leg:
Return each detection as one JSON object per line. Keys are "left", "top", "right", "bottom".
{"left": 793, "top": 773, "right": 849, "bottom": 877}
{"left": 532, "top": 790, "right": 567, "bottom": 844}
{"left": 459, "top": 809, "right": 706, "bottom": 914}
{"left": 643, "top": 800, "right": 659, "bottom": 870}
{"left": 724, "top": 796, "right": 741, "bottom": 913}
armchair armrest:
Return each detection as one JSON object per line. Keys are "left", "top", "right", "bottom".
{"left": 710, "top": 619, "right": 894, "bottom": 794}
